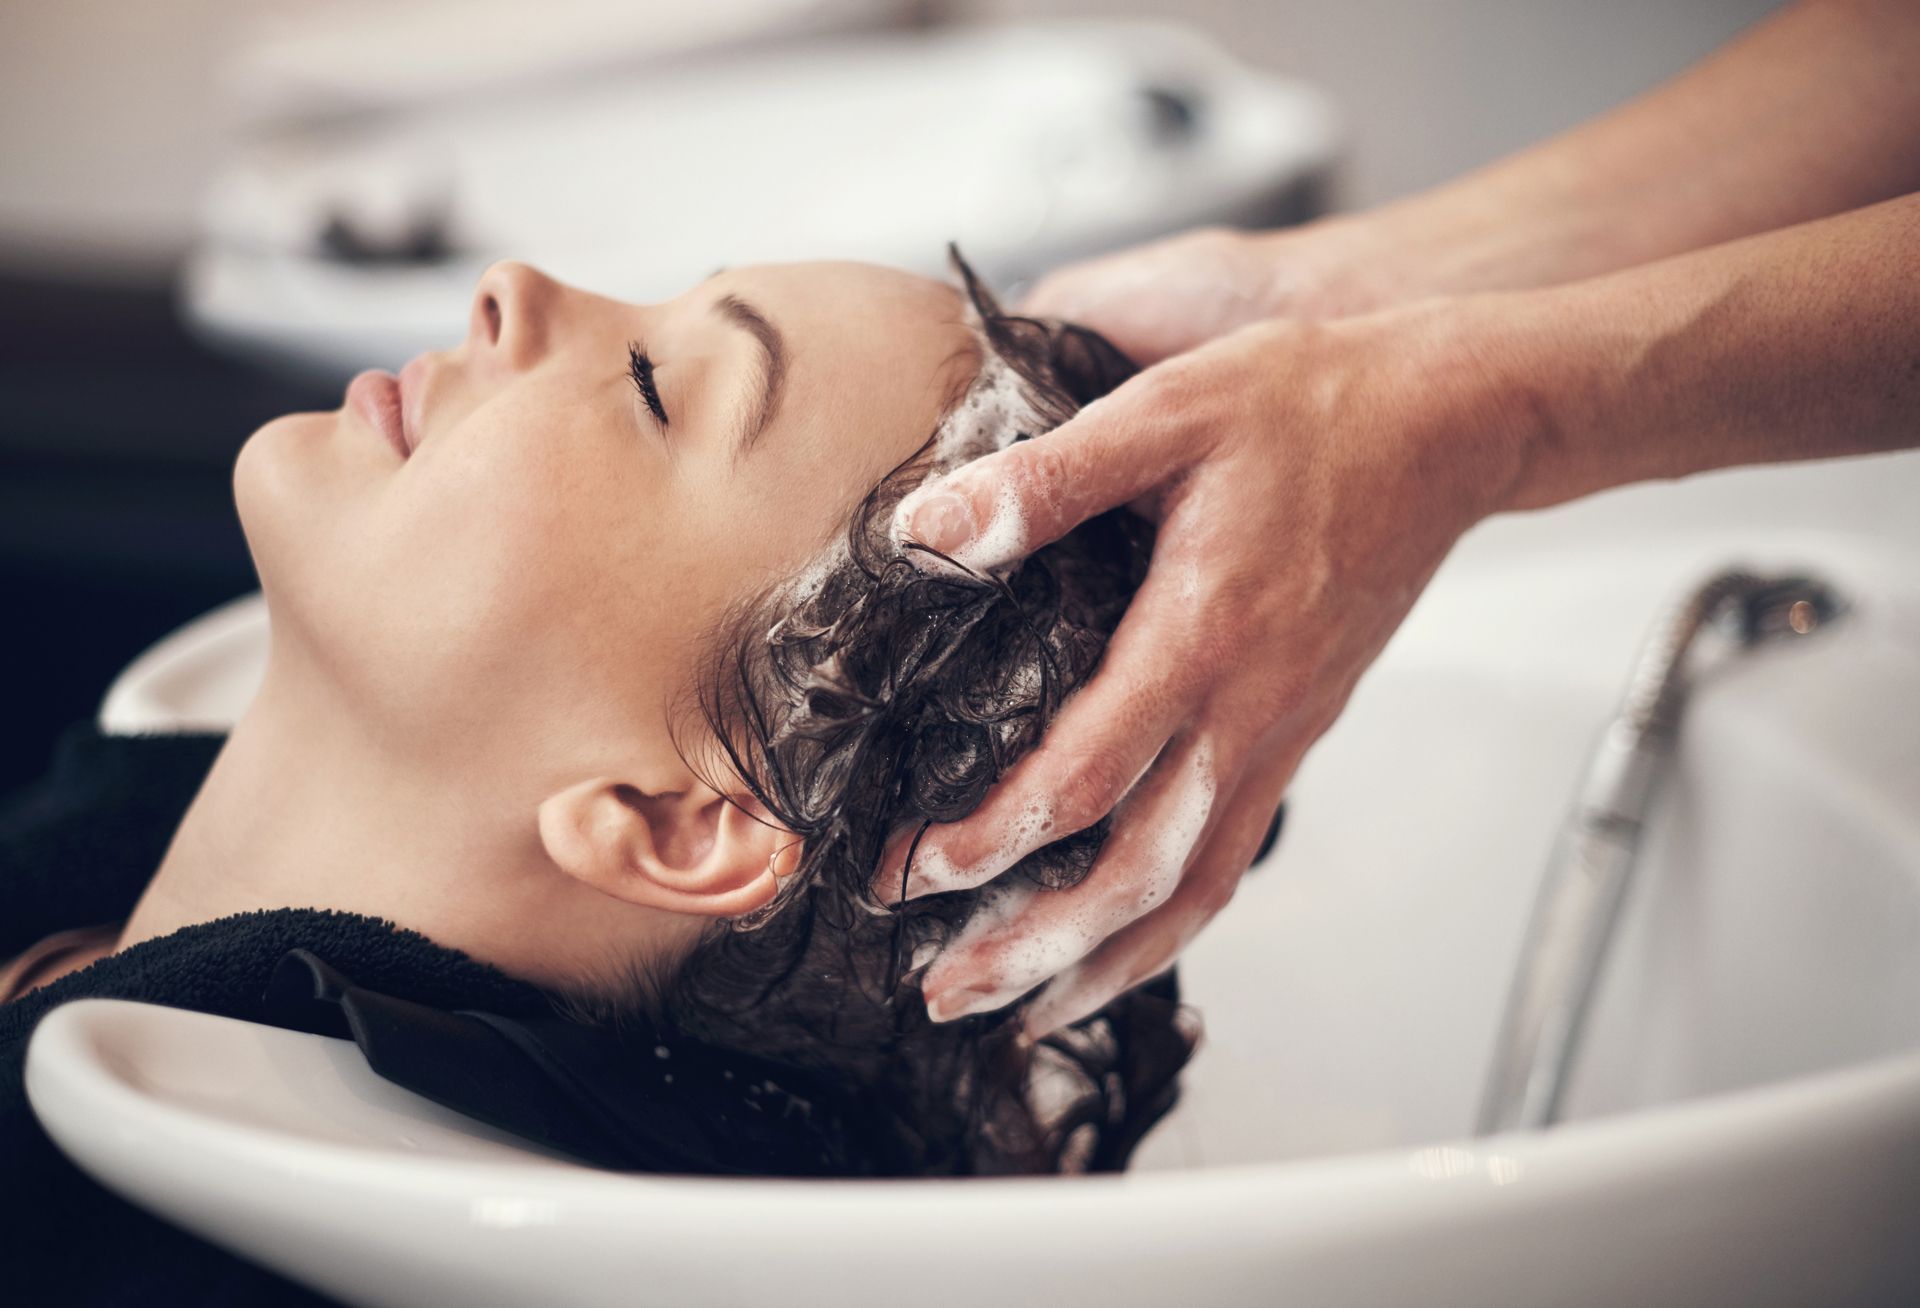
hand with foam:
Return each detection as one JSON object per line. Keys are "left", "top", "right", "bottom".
{"left": 889, "top": 175, "right": 1920, "bottom": 1036}
{"left": 878, "top": 304, "right": 1518, "bottom": 1036}
{"left": 885, "top": 0, "right": 1920, "bottom": 1034}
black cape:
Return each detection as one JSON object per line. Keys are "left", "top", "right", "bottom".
{"left": 0, "top": 726, "right": 871, "bottom": 1307}
{"left": 0, "top": 725, "right": 611, "bottom": 1306}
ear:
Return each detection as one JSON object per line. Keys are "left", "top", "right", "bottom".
{"left": 537, "top": 776, "right": 802, "bottom": 919}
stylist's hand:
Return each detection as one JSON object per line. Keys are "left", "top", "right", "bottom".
{"left": 1018, "top": 222, "right": 1395, "bottom": 364}
{"left": 879, "top": 306, "right": 1521, "bottom": 1036}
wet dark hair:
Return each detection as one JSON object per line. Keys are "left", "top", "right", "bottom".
{"left": 659, "top": 252, "right": 1193, "bottom": 1175}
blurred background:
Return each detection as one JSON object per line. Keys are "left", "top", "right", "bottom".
{"left": 0, "top": 0, "right": 1783, "bottom": 791}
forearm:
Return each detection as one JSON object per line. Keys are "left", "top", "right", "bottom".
{"left": 1440, "top": 192, "right": 1920, "bottom": 513}
{"left": 1309, "top": 0, "right": 1920, "bottom": 311}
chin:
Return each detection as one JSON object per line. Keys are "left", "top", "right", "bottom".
{"left": 235, "top": 407, "right": 328, "bottom": 511}
{"left": 232, "top": 410, "right": 342, "bottom": 626}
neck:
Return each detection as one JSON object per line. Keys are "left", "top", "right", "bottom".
{"left": 118, "top": 643, "right": 700, "bottom": 991}
{"left": 119, "top": 659, "right": 544, "bottom": 974}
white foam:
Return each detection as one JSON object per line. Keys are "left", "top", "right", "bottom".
{"left": 929, "top": 738, "right": 1217, "bottom": 1016}
{"left": 975, "top": 791, "right": 1057, "bottom": 886}
{"left": 773, "top": 537, "right": 849, "bottom": 617}
{"left": 905, "top": 791, "right": 1055, "bottom": 898}
{"left": 904, "top": 842, "right": 969, "bottom": 897}
{"left": 1175, "top": 558, "right": 1202, "bottom": 604}
{"left": 1021, "top": 961, "right": 1098, "bottom": 1035}
{"left": 1136, "top": 737, "right": 1215, "bottom": 914}
{"left": 932, "top": 875, "right": 1099, "bottom": 1015}
{"left": 925, "top": 348, "right": 1041, "bottom": 470}
{"left": 951, "top": 477, "right": 1029, "bottom": 574}
{"left": 891, "top": 336, "right": 1051, "bottom": 577}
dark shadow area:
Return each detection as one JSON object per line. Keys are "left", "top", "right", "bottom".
{"left": 0, "top": 271, "right": 333, "bottom": 792}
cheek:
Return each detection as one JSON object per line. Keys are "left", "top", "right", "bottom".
{"left": 355, "top": 408, "right": 681, "bottom": 735}
{"left": 406, "top": 416, "right": 610, "bottom": 622}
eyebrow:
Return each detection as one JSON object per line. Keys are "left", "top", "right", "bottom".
{"left": 712, "top": 293, "right": 786, "bottom": 456}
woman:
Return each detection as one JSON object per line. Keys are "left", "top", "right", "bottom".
{"left": 3, "top": 252, "right": 1211, "bottom": 1301}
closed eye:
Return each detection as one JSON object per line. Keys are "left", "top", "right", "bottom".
{"left": 627, "top": 342, "right": 668, "bottom": 428}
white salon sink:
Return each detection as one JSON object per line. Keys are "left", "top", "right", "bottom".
{"left": 1160, "top": 530, "right": 1920, "bottom": 1170}
{"left": 28, "top": 453, "right": 1920, "bottom": 1306}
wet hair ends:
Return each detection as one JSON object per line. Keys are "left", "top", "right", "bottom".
{"left": 664, "top": 249, "right": 1192, "bottom": 1176}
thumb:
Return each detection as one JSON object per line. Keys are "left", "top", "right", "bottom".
{"left": 891, "top": 375, "right": 1194, "bottom": 572}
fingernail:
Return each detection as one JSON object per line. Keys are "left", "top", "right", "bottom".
{"left": 903, "top": 491, "right": 975, "bottom": 554}
{"left": 875, "top": 837, "right": 981, "bottom": 904}
{"left": 926, "top": 982, "right": 1023, "bottom": 1023}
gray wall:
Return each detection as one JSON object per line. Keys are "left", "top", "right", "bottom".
{"left": 990, "top": 0, "right": 1787, "bottom": 209}
{"left": 0, "top": 0, "right": 1786, "bottom": 279}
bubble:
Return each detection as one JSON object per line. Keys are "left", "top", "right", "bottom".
{"left": 1175, "top": 559, "right": 1202, "bottom": 604}
{"left": 937, "top": 740, "right": 1217, "bottom": 1008}
{"left": 925, "top": 350, "right": 1038, "bottom": 471}
{"left": 952, "top": 478, "right": 1029, "bottom": 575}
{"left": 907, "top": 792, "right": 1055, "bottom": 897}
{"left": 891, "top": 336, "right": 1051, "bottom": 578}
{"left": 1137, "top": 739, "right": 1215, "bottom": 912}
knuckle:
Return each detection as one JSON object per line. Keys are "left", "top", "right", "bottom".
{"left": 1138, "top": 354, "right": 1211, "bottom": 417}
{"left": 1134, "top": 863, "right": 1182, "bottom": 917}
{"left": 1013, "top": 437, "right": 1087, "bottom": 527}
{"left": 1253, "top": 629, "right": 1337, "bottom": 719}
{"left": 1093, "top": 855, "right": 1174, "bottom": 926}
{"left": 1055, "top": 748, "right": 1138, "bottom": 831}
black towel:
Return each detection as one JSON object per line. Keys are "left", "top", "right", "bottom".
{"left": 3, "top": 724, "right": 1253, "bottom": 1303}
{"left": 1, "top": 727, "right": 885, "bottom": 1306}
{"left": 4, "top": 914, "right": 556, "bottom": 1308}
{"left": 1, "top": 725, "right": 554, "bottom": 1308}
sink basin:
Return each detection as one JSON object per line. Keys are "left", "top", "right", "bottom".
{"left": 1157, "top": 529, "right": 1920, "bottom": 1168}
{"left": 28, "top": 455, "right": 1920, "bottom": 1306}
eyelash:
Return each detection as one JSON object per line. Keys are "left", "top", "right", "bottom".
{"left": 627, "top": 342, "right": 668, "bottom": 428}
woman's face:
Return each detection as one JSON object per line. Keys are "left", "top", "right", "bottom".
{"left": 237, "top": 261, "right": 976, "bottom": 778}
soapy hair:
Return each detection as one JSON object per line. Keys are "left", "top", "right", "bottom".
{"left": 662, "top": 251, "right": 1192, "bottom": 1176}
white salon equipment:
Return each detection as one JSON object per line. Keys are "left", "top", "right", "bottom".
{"left": 28, "top": 452, "right": 1920, "bottom": 1307}
{"left": 183, "top": 20, "right": 1336, "bottom": 378}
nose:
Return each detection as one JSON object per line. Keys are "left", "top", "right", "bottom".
{"left": 468, "top": 260, "right": 561, "bottom": 370}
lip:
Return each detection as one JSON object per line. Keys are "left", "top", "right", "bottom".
{"left": 346, "top": 369, "right": 410, "bottom": 461}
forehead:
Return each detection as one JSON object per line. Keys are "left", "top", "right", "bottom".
{"left": 697, "top": 261, "right": 980, "bottom": 474}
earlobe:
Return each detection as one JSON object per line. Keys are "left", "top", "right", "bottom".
{"left": 538, "top": 776, "right": 796, "bottom": 919}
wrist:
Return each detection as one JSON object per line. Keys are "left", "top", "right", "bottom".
{"left": 1345, "top": 292, "right": 1564, "bottom": 523}
{"left": 1254, "top": 197, "right": 1543, "bottom": 323}
{"left": 1298, "top": 169, "right": 1629, "bottom": 315}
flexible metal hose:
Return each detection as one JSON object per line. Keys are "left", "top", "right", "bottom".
{"left": 1476, "top": 567, "right": 1843, "bottom": 1136}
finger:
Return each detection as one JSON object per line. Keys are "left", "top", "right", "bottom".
{"left": 1019, "top": 272, "right": 1178, "bottom": 367}
{"left": 1017, "top": 261, "right": 1143, "bottom": 333}
{"left": 1019, "top": 748, "right": 1294, "bottom": 1039}
{"left": 920, "top": 731, "right": 1227, "bottom": 1022}
{"left": 872, "top": 553, "right": 1215, "bottom": 903}
{"left": 1016, "top": 263, "right": 1105, "bottom": 319}
{"left": 890, "top": 362, "right": 1206, "bottom": 574}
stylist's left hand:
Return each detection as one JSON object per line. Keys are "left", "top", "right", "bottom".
{"left": 877, "top": 308, "right": 1518, "bottom": 1036}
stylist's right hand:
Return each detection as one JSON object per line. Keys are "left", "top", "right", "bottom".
{"left": 880, "top": 305, "right": 1519, "bottom": 1034}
